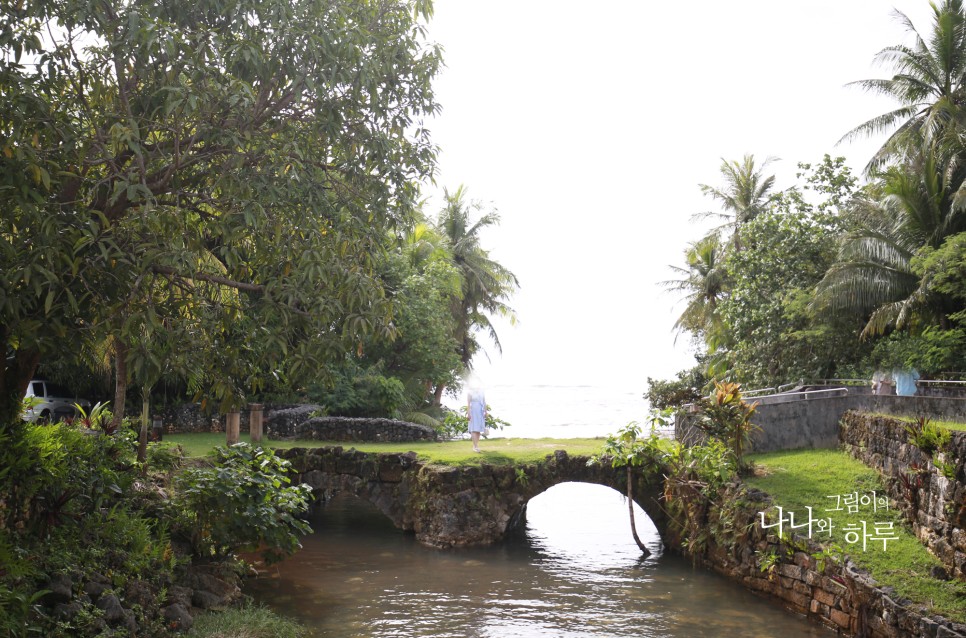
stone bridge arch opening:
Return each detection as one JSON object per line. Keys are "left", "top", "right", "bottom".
{"left": 514, "top": 482, "right": 664, "bottom": 558}
{"left": 282, "top": 447, "right": 669, "bottom": 548}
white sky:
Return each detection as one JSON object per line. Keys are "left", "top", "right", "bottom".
{"left": 422, "top": 1, "right": 934, "bottom": 392}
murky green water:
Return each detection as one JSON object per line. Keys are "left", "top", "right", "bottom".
{"left": 246, "top": 483, "right": 832, "bottom": 637}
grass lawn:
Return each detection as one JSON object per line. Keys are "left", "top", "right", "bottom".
{"left": 161, "top": 432, "right": 607, "bottom": 466}
{"left": 747, "top": 448, "right": 966, "bottom": 621}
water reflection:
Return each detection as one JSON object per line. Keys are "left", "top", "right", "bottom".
{"left": 246, "top": 483, "right": 832, "bottom": 637}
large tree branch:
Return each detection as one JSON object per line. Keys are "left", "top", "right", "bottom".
{"left": 151, "top": 265, "right": 265, "bottom": 293}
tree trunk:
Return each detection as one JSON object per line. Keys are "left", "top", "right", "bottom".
{"left": 137, "top": 387, "right": 150, "bottom": 465}
{"left": 0, "top": 326, "right": 41, "bottom": 427}
{"left": 112, "top": 338, "right": 129, "bottom": 426}
{"left": 627, "top": 466, "right": 651, "bottom": 556}
{"left": 433, "top": 383, "right": 445, "bottom": 407}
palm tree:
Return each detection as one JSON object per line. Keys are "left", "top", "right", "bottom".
{"left": 663, "top": 234, "right": 728, "bottom": 343}
{"left": 434, "top": 186, "right": 519, "bottom": 398}
{"left": 696, "top": 155, "right": 778, "bottom": 251}
{"left": 841, "top": 0, "right": 966, "bottom": 171}
{"left": 815, "top": 145, "right": 966, "bottom": 336}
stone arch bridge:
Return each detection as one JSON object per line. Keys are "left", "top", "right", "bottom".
{"left": 276, "top": 446, "right": 668, "bottom": 548}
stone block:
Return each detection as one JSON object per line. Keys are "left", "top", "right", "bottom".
{"left": 779, "top": 563, "right": 804, "bottom": 580}
{"left": 781, "top": 589, "right": 811, "bottom": 612}
{"left": 829, "top": 608, "right": 852, "bottom": 630}
{"left": 813, "top": 587, "right": 837, "bottom": 608}
{"left": 793, "top": 551, "right": 814, "bottom": 569}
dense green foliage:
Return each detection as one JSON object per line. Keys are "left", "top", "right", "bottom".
{"left": 661, "top": 1, "right": 966, "bottom": 394}
{"left": 0, "top": 418, "right": 315, "bottom": 636}
{"left": 0, "top": 0, "right": 445, "bottom": 422}
{"left": 0, "top": 420, "right": 172, "bottom": 636}
{"left": 172, "top": 443, "right": 312, "bottom": 564}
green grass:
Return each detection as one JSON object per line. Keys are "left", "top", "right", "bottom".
{"left": 161, "top": 432, "right": 607, "bottom": 466}
{"left": 747, "top": 448, "right": 966, "bottom": 621}
{"left": 187, "top": 604, "right": 305, "bottom": 638}
{"left": 887, "top": 414, "right": 966, "bottom": 432}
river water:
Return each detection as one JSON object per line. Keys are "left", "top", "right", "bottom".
{"left": 246, "top": 483, "right": 832, "bottom": 637}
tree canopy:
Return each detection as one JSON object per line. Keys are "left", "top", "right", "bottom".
{"left": 1, "top": 0, "right": 443, "bottom": 422}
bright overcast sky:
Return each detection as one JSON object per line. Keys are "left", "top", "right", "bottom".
{"left": 422, "top": 1, "right": 935, "bottom": 391}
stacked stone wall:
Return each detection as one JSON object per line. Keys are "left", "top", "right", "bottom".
{"left": 671, "top": 482, "right": 966, "bottom": 637}
{"left": 839, "top": 411, "right": 966, "bottom": 580}
{"left": 157, "top": 402, "right": 437, "bottom": 442}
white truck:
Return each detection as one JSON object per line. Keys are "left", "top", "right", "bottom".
{"left": 23, "top": 380, "right": 92, "bottom": 423}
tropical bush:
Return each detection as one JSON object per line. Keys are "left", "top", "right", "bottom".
{"left": 171, "top": 443, "right": 313, "bottom": 564}
{"left": 437, "top": 405, "right": 512, "bottom": 440}
{"left": 0, "top": 420, "right": 175, "bottom": 637}
{"left": 692, "top": 381, "right": 759, "bottom": 471}
{"left": 305, "top": 363, "right": 407, "bottom": 418}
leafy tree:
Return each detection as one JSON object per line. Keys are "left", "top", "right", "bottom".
{"left": 815, "top": 146, "right": 966, "bottom": 338}
{"left": 363, "top": 226, "right": 463, "bottom": 408}
{"left": 598, "top": 421, "right": 668, "bottom": 556}
{"left": 0, "top": 0, "right": 442, "bottom": 424}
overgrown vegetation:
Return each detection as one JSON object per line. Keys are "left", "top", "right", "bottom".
{"left": 596, "top": 409, "right": 739, "bottom": 556}
{"left": 747, "top": 449, "right": 966, "bottom": 621}
{"left": 690, "top": 381, "right": 759, "bottom": 471}
{"left": 654, "top": 0, "right": 966, "bottom": 394}
{"left": 0, "top": 412, "right": 313, "bottom": 636}
{"left": 172, "top": 444, "right": 312, "bottom": 564}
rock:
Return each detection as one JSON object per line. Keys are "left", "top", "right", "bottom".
{"left": 191, "top": 589, "right": 226, "bottom": 610}
{"left": 185, "top": 568, "right": 241, "bottom": 609}
{"left": 53, "top": 601, "right": 83, "bottom": 620}
{"left": 96, "top": 593, "right": 127, "bottom": 624}
{"left": 162, "top": 603, "right": 194, "bottom": 632}
{"left": 83, "top": 581, "right": 108, "bottom": 600}
{"left": 124, "top": 578, "right": 156, "bottom": 608}
{"left": 41, "top": 573, "right": 73, "bottom": 606}
{"left": 166, "top": 585, "right": 193, "bottom": 608}
{"left": 931, "top": 565, "right": 951, "bottom": 580}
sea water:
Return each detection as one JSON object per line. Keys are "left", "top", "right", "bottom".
{"left": 445, "top": 383, "right": 651, "bottom": 439}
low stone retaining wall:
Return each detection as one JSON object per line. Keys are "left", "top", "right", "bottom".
{"left": 840, "top": 411, "right": 966, "bottom": 580}
{"left": 669, "top": 481, "right": 966, "bottom": 637}
{"left": 676, "top": 390, "right": 966, "bottom": 453}
{"left": 157, "top": 402, "right": 437, "bottom": 442}
{"left": 265, "top": 406, "right": 437, "bottom": 442}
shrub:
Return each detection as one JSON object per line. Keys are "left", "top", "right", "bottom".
{"left": 692, "top": 381, "right": 759, "bottom": 471}
{"left": 905, "top": 416, "right": 951, "bottom": 457}
{"left": 172, "top": 443, "right": 313, "bottom": 563}
{"left": 0, "top": 420, "right": 176, "bottom": 637}
{"left": 306, "top": 363, "right": 407, "bottom": 418}
{"left": 188, "top": 604, "right": 306, "bottom": 638}
{"left": 437, "top": 405, "right": 511, "bottom": 440}
{"left": 645, "top": 365, "right": 708, "bottom": 411}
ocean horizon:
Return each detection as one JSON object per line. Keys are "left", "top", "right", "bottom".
{"left": 445, "top": 382, "right": 652, "bottom": 439}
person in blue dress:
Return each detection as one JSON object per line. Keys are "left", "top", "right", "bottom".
{"left": 467, "top": 385, "right": 487, "bottom": 453}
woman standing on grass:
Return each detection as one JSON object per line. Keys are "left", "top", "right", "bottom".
{"left": 467, "top": 385, "right": 487, "bottom": 452}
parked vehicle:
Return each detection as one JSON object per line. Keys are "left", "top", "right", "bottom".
{"left": 23, "top": 380, "right": 92, "bottom": 423}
